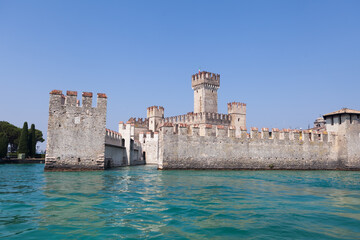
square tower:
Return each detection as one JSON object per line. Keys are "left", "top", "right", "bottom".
{"left": 192, "top": 71, "right": 220, "bottom": 113}
{"left": 228, "top": 102, "right": 247, "bottom": 129}
{"left": 45, "top": 90, "right": 107, "bottom": 171}
{"left": 147, "top": 106, "right": 164, "bottom": 132}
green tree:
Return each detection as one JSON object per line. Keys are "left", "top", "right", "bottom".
{"left": 0, "top": 133, "right": 8, "bottom": 158}
{"left": 29, "top": 124, "right": 36, "bottom": 157}
{"left": 18, "top": 122, "right": 29, "bottom": 157}
{"left": 35, "top": 129, "right": 45, "bottom": 143}
{"left": 0, "top": 121, "right": 44, "bottom": 153}
{"left": 0, "top": 121, "right": 21, "bottom": 151}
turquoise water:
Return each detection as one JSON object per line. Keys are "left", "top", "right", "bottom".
{"left": 0, "top": 165, "right": 360, "bottom": 239}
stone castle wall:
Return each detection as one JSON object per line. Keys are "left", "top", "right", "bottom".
{"left": 326, "top": 114, "right": 360, "bottom": 169}
{"left": 105, "top": 129, "right": 126, "bottom": 167}
{"left": 157, "top": 124, "right": 356, "bottom": 170}
{"left": 45, "top": 90, "right": 108, "bottom": 171}
{"left": 139, "top": 132, "right": 159, "bottom": 165}
{"left": 160, "top": 112, "right": 231, "bottom": 127}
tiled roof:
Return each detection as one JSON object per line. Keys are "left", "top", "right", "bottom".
{"left": 323, "top": 108, "right": 360, "bottom": 117}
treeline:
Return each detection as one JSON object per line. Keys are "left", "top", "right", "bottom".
{"left": 0, "top": 121, "right": 44, "bottom": 158}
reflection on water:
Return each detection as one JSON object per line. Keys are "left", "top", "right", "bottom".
{"left": 39, "top": 171, "right": 106, "bottom": 237}
{"left": 0, "top": 165, "right": 360, "bottom": 239}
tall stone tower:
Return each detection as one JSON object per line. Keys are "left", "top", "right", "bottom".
{"left": 228, "top": 102, "right": 246, "bottom": 129}
{"left": 45, "top": 90, "right": 108, "bottom": 171}
{"left": 192, "top": 71, "right": 220, "bottom": 113}
{"left": 147, "top": 106, "right": 164, "bottom": 132}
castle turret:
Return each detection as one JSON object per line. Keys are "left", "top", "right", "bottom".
{"left": 147, "top": 106, "right": 164, "bottom": 132}
{"left": 228, "top": 102, "right": 246, "bottom": 129}
{"left": 192, "top": 71, "right": 220, "bottom": 113}
{"left": 323, "top": 108, "right": 360, "bottom": 169}
{"left": 323, "top": 108, "right": 360, "bottom": 133}
{"left": 45, "top": 90, "right": 107, "bottom": 171}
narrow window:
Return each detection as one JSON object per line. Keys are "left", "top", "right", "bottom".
{"left": 238, "top": 118, "right": 240, "bottom": 122}
{"left": 350, "top": 115, "right": 353, "bottom": 124}
{"left": 339, "top": 115, "right": 342, "bottom": 124}
{"left": 78, "top": 158, "right": 81, "bottom": 163}
{"left": 122, "top": 139, "right": 125, "bottom": 146}
{"left": 331, "top": 116, "right": 334, "bottom": 125}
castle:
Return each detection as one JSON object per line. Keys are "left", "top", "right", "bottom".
{"left": 45, "top": 90, "right": 143, "bottom": 171}
{"left": 45, "top": 71, "right": 360, "bottom": 171}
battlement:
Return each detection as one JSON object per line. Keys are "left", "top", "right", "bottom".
{"left": 161, "top": 112, "right": 231, "bottom": 126}
{"left": 46, "top": 90, "right": 108, "bottom": 171}
{"left": 147, "top": 106, "right": 164, "bottom": 118}
{"left": 105, "top": 128, "right": 123, "bottom": 148}
{"left": 127, "top": 117, "right": 149, "bottom": 128}
{"left": 191, "top": 71, "right": 220, "bottom": 89}
{"left": 49, "top": 90, "right": 107, "bottom": 109}
{"left": 105, "top": 128, "right": 122, "bottom": 139}
{"left": 227, "top": 102, "right": 247, "bottom": 114}
{"left": 160, "top": 124, "right": 334, "bottom": 143}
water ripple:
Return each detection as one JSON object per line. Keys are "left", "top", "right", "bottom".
{"left": 0, "top": 165, "right": 360, "bottom": 239}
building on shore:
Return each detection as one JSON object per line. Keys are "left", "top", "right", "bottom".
{"left": 45, "top": 71, "right": 360, "bottom": 171}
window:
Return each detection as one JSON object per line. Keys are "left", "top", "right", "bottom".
{"left": 339, "top": 115, "right": 342, "bottom": 124}
{"left": 331, "top": 117, "right": 334, "bottom": 125}
{"left": 238, "top": 118, "right": 240, "bottom": 122}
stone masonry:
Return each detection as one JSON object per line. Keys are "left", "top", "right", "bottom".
{"left": 156, "top": 110, "right": 360, "bottom": 170}
{"left": 45, "top": 90, "right": 143, "bottom": 171}
{"left": 45, "top": 90, "right": 108, "bottom": 171}
{"left": 123, "top": 70, "right": 360, "bottom": 170}
{"left": 46, "top": 70, "right": 360, "bottom": 171}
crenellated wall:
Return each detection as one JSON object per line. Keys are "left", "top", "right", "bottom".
{"left": 160, "top": 112, "right": 231, "bottom": 127}
{"left": 157, "top": 123, "right": 353, "bottom": 170}
{"left": 105, "top": 128, "right": 122, "bottom": 147}
{"left": 45, "top": 90, "right": 108, "bottom": 171}
{"left": 127, "top": 117, "right": 149, "bottom": 128}
{"left": 191, "top": 71, "right": 220, "bottom": 88}
{"left": 105, "top": 128, "right": 126, "bottom": 167}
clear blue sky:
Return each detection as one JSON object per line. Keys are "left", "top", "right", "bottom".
{"left": 1, "top": 0, "right": 359, "bottom": 151}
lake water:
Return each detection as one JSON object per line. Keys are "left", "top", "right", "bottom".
{"left": 0, "top": 164, "right": 360, "bottom": 239}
